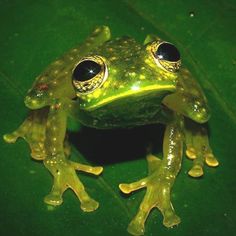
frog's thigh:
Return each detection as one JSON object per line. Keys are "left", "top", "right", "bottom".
{"left": 71, "top": 25, "right": 111, "bottom": 55}
{"left": 119, "top": 117, "right": 183, "bottom": 236}
{"left": 184, "top": 118, "right": 219, "bottom": 177}
{"left": 143, "top": 34, "right": 162, "bottom": 45}
{"left": 43, "top": 100, "right": 103, "bottom": 211}
{"left": 3, "top": 107, "right": 49, "bottom": 160}
{"left": 88, "top": 25, "right": 111, "bottom": 45}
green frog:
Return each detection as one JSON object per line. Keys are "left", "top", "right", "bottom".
{"left": 3, "top": 26, "right": 219, "bottom": 235}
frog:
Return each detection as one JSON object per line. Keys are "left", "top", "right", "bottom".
{"left": 3, "top": 26, "right": 219, "bottom": 235}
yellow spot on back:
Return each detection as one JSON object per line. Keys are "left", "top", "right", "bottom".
{"left": 139, "top": 74, "right": 146, "bottom": 80}
{"left": 129, "top": 72, "right": 136, "bottom": 77}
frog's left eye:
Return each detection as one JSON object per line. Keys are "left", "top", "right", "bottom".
{"left": 150, "top": 41, "right": 181, "bottom": 72}
{"left": 72, "top": 56, "right": 108, "bottom": 95}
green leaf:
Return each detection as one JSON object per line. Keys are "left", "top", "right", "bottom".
{"left": 0, "top": 0, "right": 236, "bottom": 236}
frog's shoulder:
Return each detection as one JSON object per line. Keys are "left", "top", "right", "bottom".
{"left": 177, "top": 68, "right": 205, "bottom": 97}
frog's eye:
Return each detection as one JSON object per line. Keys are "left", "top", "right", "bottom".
{"left": 150, "top": 41, "right": 181, "bottom": 72}
{"left": 72, "top": 56, "right": 108, "bottom": 95}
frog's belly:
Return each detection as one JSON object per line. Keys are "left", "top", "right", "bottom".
{"left": 77, "top": 95, "right": 173, "bottom": 129}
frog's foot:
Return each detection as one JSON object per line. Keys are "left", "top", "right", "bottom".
{"left": 119, "top": 154, "right": 180, "bottom": 236}
{"left": 184, "top": 119, "right": 219, "bottom": 178}
{"left": 44, "top": 157, "right": 103, "bottom": 212}
{"left": 4, "top": 124, "right": 46, "bottom": 160}
{"left": 3, "top": 108, "right": 49, "bottom": 160}
{"left": 3, "top": 117, "right": 33, "bottom": 143}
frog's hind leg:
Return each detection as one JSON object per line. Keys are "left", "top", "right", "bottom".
{"left": 119, "top": 116, "right": 183, "bottom": 235}
{"left": 43, "top": 100, "right": 103, "bottom": 212}
{"left": 120, "top": 154, "right": 180, "bottom": 235}
{"left": 3, "top": 108, "right": 49, "bottom": 160}
{"left": 184, "top": 118, "right": 219, "bottom": 178}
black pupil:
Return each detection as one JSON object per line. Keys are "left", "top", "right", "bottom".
{"left": 155, "top": 43, "right": 180, "bottom": 62}
{"left": 73, "top": 60, "right": 101, "bottom": 82}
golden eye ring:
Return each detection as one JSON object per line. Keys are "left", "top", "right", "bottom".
{"left": 72, "top": 55, "right": 108, "bottom": 95}
{"left": 150, "top": 41, "right": 181, "bottom": 72}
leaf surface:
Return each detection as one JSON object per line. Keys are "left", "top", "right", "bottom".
{"left": 0, "top": 1, "right": 236, "bottom": 235}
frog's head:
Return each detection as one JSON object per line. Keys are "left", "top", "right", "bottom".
{"left": 24, "top": 65, "right": 76, "bottom": 110}
{"left": 72, "top": 36, "right": 181, "bottom": 124}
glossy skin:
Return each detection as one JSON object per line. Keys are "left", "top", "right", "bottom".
{"left": 4, "top": 26, "right": 219, "bottom": 235}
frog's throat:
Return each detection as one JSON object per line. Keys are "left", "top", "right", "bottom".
{"left": 84, "top": 84, "right": 176, "bottom": 111}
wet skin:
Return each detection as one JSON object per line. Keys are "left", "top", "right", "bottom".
{"left": 4, "top": 26, "right": 219, "bottom": 235}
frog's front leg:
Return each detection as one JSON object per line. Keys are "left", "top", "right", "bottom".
{"left": 4, "top": 108, "right": 49, "bottom": 160}
{"left": 3, "top": 107, "right": 71, "bottom": 160}
{"left": 184, "top": 118, "right": 219, "bottom": 177}
{"left": 42, "top": 100, "right": 103, "bottom": 211}
{"left": 119, "top": 116, "right": 183, "bottom": 235}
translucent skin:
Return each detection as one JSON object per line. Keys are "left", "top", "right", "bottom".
{"left": 4, "top": 26, "right": 219, "bottom": 235}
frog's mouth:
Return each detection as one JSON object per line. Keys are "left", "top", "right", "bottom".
{"left": 84, "top": 83, "right": 176, "bottom": 111}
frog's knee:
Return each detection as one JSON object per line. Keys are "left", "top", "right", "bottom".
{"left": 92, "top": 25, "right": 111, "bottom": 41}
